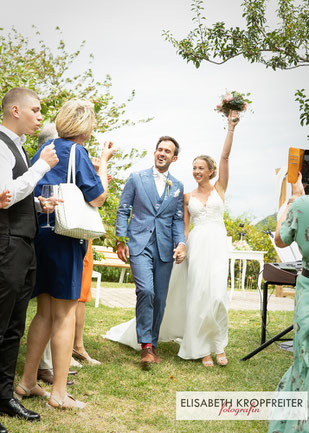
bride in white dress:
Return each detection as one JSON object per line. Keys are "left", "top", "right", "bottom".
{"left": 104, "top": 111, "right": 240, "bottom": 366}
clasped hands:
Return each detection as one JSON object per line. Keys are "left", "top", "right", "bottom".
{"left": 117, "top": 242, "right": 186, "bottom": 264}
{"left": 173, "top": 243, "right": 186, "bottom": 264}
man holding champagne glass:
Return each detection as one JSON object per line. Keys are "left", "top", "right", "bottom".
{"left": 0, "top": 88, "right": 59, "bottom": 433}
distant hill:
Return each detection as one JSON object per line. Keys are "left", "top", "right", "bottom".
{"left": 255, "top": 213, "right": 277, "bottom": 231}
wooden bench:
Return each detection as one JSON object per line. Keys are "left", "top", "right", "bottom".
{"left": 92, "top": 245, "right": 130, "bottom": 283}
{"left": 92, "top": 246, "right": 131, "bottom": 307}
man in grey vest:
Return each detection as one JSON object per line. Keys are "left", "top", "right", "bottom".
{"left": 0, "top": 88, "right": 58, "bottom": 433}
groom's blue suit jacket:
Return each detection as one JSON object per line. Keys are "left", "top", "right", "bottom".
{"left": 116, "top": 167, "right": 185, "bottom": 262}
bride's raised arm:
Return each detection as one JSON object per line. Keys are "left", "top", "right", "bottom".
{"left": 216, "top": 111, "right": 240, "bottom": 195}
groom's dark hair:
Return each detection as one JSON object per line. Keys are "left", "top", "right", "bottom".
{"left": 156, "top": 136, "right": 180, "bottom": 156}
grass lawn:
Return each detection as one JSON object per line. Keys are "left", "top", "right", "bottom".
{"left": 7, "top": 286, "right": 294, "bottom": 433}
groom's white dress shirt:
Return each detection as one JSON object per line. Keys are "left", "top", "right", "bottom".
{"left": 153, "top": 166, "right": 169, "bottom": 197}
{"left": 153, "top": 166, "right": 185, "bottom": 246}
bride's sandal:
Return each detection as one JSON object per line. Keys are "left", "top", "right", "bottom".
{"left": 47, "top": 394, "right": 86, "bottom": 410}
{"left": 202, "top": 356, "right": 214, "bottom": 367}
{"left": 15, "top": 383, "right": 50, "bottom": 400}
{"left": 72, "top": 348, "right": 101, "bottom": 366}
{"left": 216, "top": 354, "right": 228, "bottom": 366}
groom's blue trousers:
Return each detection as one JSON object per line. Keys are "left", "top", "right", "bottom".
{"left": 129, "top": 235, "right": 173, "bottom": 347}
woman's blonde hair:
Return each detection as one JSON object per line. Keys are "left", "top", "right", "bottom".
{"left": 56, "top": 99, "right": 96, "bottom": 139}
{"left": 193, "top": 155, "right": 217, "bottom": 179}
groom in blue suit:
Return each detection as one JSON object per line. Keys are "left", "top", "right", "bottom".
{"left": 117, "top": 136, "right": 186, "bottom": 365}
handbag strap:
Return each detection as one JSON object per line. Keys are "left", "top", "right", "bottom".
{"left": 67, "top": 144, "right": 76, "bottom": 184}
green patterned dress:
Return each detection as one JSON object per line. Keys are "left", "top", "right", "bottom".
{"left": 268, "top": 196, "right": 309, "bottom": 433}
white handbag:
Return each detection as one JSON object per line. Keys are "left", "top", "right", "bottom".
{"left": 54, "top": 144, "right": 106, "bottom": 240}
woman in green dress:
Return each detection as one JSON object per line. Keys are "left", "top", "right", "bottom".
{"left": 268, "top": 173, "right": 309, "bottom": 433}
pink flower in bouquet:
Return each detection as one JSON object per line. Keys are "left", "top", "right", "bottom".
{"left": 215, "top": 90, "right": 252, "bottom": 119}
{"left": 223, "top": 93, "right": 233, "bottom": 102}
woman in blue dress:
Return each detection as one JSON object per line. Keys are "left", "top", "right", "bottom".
{"left": 16, "top": 99, "right": 115, "bottom": 409}
{"left": 268, "top": 173, "right": 309, "bottom": 432}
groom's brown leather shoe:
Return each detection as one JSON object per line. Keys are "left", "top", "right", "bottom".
{"left": 141, "top": 348, "right": 155, "bottom": 365}
{"left": 152, "top": 348, "right": 161, "bottom": 364}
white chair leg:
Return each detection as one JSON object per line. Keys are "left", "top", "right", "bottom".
{"left": 119, "top": 268, "right": 126, "bottom": 284}
{"left": 92, "top": 271, "right": 102, "bottom": 308}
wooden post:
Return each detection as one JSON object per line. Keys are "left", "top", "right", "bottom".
{"left": 275, "top": 168, "right": 286, "bottom": 297}
{"left": 275, "top": 168, "right": 287, "bottom": 208}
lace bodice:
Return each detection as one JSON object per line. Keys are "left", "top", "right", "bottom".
{"left": 188, "top": 188, "right": 224, "bottom": 226}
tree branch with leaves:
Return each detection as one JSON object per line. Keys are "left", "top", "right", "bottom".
{"left": 163, "top": 0, "right": 309, "bottom": 69}
{"left": 0, "top": 26, "right": 151, "bottom": 245}
{"left": 163, "top": 0, "right": 309, "bottom": 137}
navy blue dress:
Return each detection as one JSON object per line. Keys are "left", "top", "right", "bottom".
{"left": 31, "top": 138, "right": 104, "bottom": 300}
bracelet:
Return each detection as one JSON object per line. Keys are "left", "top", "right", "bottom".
{"left": 228, "top": 129, "right": 234, "bottom": 133}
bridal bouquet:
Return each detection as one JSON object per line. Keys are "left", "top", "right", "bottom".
{"left": 215, "top": 91, "right": 252, "bottom": 118}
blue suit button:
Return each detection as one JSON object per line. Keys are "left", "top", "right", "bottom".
{"left": 150, "top": 230, "right": 152, "bottom": 233}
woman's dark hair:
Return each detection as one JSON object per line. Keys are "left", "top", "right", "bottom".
{"left": 156, "top": 136, "right": 180, "bottom": 156}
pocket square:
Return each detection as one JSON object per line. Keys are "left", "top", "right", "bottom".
{"left": 174, "top": 188, "right": 180, "bottom": 198}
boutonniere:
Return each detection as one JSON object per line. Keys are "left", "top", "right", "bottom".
{"left": 166, "top": 178, "right": 173, "bottom": 196}
{"left": 174, "top": 188, "right": 180, "bottom": 198}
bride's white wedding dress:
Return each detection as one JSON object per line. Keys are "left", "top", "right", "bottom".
{"left": 104, "top": 188, "right": 229, "bottom": 358}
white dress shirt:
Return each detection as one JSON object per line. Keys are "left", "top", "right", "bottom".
{"left": 0, "top": 125, "right": 50, "bottom": 209}
{"left": 153, "top": 166, "right": 168, "bottom": 197}
{"left": 152, "top": 166, "right": 185, "bottom": 247}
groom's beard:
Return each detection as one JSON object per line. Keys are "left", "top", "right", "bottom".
{"left": 154, "top": 159, "right": 172, "bottom": 172}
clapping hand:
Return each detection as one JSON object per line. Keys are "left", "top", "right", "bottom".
{"left": 101, "top": 141, "right": 116, "bottom": 162}
{"left": 40, "top": 143, "right": 59, "bottom": 168}
{"left": 91, "top": 158, "right": 113, "bottom": 183}
{"left": 91, "top": 157, "right": 100, "bottom": 173}
{"left": 0, "top": 190, "right": 12, "bottom": 208}
{"left": 91, "top": 158, "right": 115, "bottom": 176}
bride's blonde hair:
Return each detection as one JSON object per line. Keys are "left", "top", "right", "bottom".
{"left": 193, "top": 155, "right": 217, "bottom": 179}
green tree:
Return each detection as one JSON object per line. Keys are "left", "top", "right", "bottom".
{"left": 163, "top": 0, "right": 309, "bottom": 136}
{"left": 224, "top": 211, "right": 276, "bottom": 287}
{"left": 0, "top": 26, "right": 149, "bottom": 246}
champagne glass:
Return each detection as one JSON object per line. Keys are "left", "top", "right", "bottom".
{"left": 41, "top": 185, "right": 55, "bottom": 229}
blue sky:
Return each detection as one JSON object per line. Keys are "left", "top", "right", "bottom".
{"left": 3, "top": 0, "right": 309, "bottom": 220}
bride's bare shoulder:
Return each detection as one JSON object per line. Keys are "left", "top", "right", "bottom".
{"left": 184, "top": 190, "right": 196, "bottom": 205}
{"left": 183, "top": 192, "right": 191, "bottom": 205}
